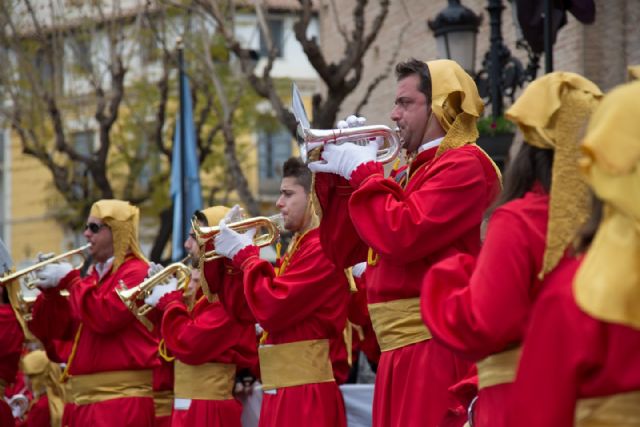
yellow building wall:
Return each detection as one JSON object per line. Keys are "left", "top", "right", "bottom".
{"left": 8, "top": 131, "right": 67, "bottom": 266}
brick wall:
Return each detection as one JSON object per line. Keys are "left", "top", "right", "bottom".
{"left": 318, "top": 0, "right": 639, "bottom": 124}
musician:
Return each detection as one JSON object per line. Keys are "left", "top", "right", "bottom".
{"left": 142, "top": 206, "right": 258, "bottom": 427}
{"left": 420, "top": 72, "right": 602, "bottom": 427}
{"left": 509, "top": 80, "right": 640, "bottom": 426}
{"left": 21, "top": 350, "right": 66, "bottom": 427}
{"left": 309, "top": 59, "right": 501, "bottom": 427}
{"left": 0, "top": 286, "right": 24, "bottom": 427}
{"left": 29, "top": 199, "right": 158, "bottom": 426}
{"left": 212, "top": 157, "right": 350, "bottom": 427}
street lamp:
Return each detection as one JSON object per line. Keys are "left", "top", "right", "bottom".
{"left": 428, "top": 0, "right": 482, "bottom": 74}
{"left": 430, "top": 0, "right": 540, "bottom": 119}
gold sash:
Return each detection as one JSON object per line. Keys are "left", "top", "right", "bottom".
{"left": 476, "top": 347, "right": 522, "bottom": 390}
{"left": 174, "top": 361, "right": 236, "bottom": 400}
{"left": 368, "top": 297, "right": 432, "bottom": 352}
{"left": 153, "top": 389, "right": 174, "bottom": 417}
{"left": 576, "top": 390, "right": 640, "bottom": 426}
{"left": 63, "top": 381, "right": 74, "bottom": 404}
{"left": 0, "top": 379, "right": 5, "bottom": 399}
{"left": 69, "top": 369, "right": 153, "bottom": 406}
{"left": 259, "top": 339, "right": 334, "bottom": 391}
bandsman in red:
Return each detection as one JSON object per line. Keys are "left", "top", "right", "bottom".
{"left": 0, "top": 285, "right": 24, "bottom": 427}
{"left": 212, "top": 157, "right": 350, "bottom": 427}
{"left": 510, "top": 80, "right": 640, "bottom": 427}
{"left": 309, "top": 59, "right": 500, "bottom": 427}
{"left": 420, "top": 72, "right": 602, "bottom": 426}
{"left": 29, "top": 199, "right": 158, "bottom": 427}
{"left": 142, "top": 205, "right": 258, "bottom": 427}
{"left": 20, "top": 350, "right": 66, "bottom": 427}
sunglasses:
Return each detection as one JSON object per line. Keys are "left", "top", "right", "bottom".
{"left": 85, "top": 222, "right": 107, "bottom": 234}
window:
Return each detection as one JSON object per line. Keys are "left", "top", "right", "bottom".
{"left": 258, "top": 128, "right": 291, "bottom": 195}
{"left": 259, "top": 18, "right": 284, "bottom": 58}
{"left": 68, "top": 33, "right": 93, "bottom": 74}
{"left": 70, "top": 131, "right": 94, "bottom": 198}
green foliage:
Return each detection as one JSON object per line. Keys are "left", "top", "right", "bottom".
{"left": 477, "top": 115, "right": 516, "bottom": 136}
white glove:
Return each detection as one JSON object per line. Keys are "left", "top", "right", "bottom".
{"left": 337, "top": 114, "right": 367, "bottom": 130}
{"left": 308, "top": 141, "right": 378, "bottom": 180}
{"left": 144, "top": 276, "right": 178, "bottom": 307}
{"left": 213, "top": 220, "right": 256, "bottom": 260}
{"left": 35, "top": 262, "right": 73, "bottom": 289}
{"left": 147, "top": 262, "right": 164, "bottom": 279}
{"left": 352, "top": 262, "right": 367, "bottom": 278}
{"left": 223, "top": 204, "right": 244, "bottom": 225}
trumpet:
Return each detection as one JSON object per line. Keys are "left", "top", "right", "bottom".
{"left": 291, "top": 82, "right": 401, "bottom": 164}
{"left": 297, "top": 124, "right": 402, "bottom": 165}
{"left": 14, "top": 289, "right": 69, "bottom": 322}
{"left": 192, "top": 214, "right": 283, "bottom": 262}
{"left": 116, "top": 260, "right": 191, "bottom": 331}
{"left": 0, "top": 244, "right": 91, "bottom": 289}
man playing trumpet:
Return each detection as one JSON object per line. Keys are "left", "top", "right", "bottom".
{"left": 309, "top": 59, "right": 502, "bottom": 427}
{"left": 29, "top": 199, "right": 158, "bottom": 426}
{"left": 141, "top": 206, "right": 258, "bottom": 427}
{"left": 211, "top": 157, "right": 350, "bottom": 427}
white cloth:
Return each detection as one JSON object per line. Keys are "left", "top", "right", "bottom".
{"left": 94, "top": 257, "right": 114, "bottom": 281}
{"left": 35, "top": 262, "right": 73, "bottom": 289}
{"left": 417, "top": 136, "right": 444, "bottom": 154}
{"left": 352, "top": 262, "right": 367, "bottom": 279}
{"left": 213, "top": 220, "right": 256, "bottom": 260}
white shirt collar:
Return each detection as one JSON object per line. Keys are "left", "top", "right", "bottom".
{"left": 94, "top": 256, "right": 114, "bottom": 281}
{"left": 418, "top": 137, "right": 445, "bottom": 154}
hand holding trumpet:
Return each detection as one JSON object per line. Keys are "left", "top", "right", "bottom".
{"left": 143, "top": 262, "right": 178, "bottom": 308}
{"left": 308, "top": 115, "right": 381, "bottom": 180}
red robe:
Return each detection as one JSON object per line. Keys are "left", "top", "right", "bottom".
{"left": 510, "top": 257, "right": 640, "bottom": 427}
{"left": 157, "top": 262, "right": 258, "bottom": 427}
{"left": 226, "top": 228, "right": 350, "bottom": 427}
{"left": 24, "top": 395, "right": 49, "bottom": 427}
{"left": 420, "top": 189, "right": 549, "bottom": 427}
{"left": 0, "top": 304, "right": 24, "bottom": 427}
{"left": 29, "top": 257, "right": 158, "bottom": 427}
{"left": 315, "top": 145, "right": 500, "bottom": 427}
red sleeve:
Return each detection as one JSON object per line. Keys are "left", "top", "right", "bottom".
{"left": 68, "top": 260, "right": 148, "bottom": 334}
{"left": 315, "top": 171, "right": 369, "bottom": 269}
{"left": 28, "top": 289, "right": 75, "bottom": 342}
{"left": 510, "top": 269, "right": 600, "bottom": 427}
{"left": 232, "top": 238, "right": 344, "bottom": 334}
{"left": 203, "top": 257, "right": 255, "bottom": 324}
{"left": 348, "top": 275, "right": 370, "bottom": 327}
{"left": 349, "top": 149, "right": 492, "bottom": 263}
{"left": 160, "top": 298, "right": 250, "bottom": 366}
{"left": 421, "top": 209, "right": 539, "bottom": 359}
{"left": 0, "top": 305, "right": 24, "bottom": 383}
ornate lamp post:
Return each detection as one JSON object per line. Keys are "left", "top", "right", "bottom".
{"left": 428, "top": 0, "right": 482, "bottom": 74}
{"left": 429, "top": 0, "right": 540, "bottom": 119}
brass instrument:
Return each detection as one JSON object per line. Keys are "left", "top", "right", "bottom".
{"left": 116, "top": 261, "right": 191, "bottom": 331}
{"left": 0, "top": 244, "right": 91, "bottom": 289}
{"left": 297, "top": 124, "right": 402, "bottom": 164}
{"left": 14, "top": 289, "right": 69, "bottom": 322}
{"left": 291, "top": 83, "right": 402, "bottom": 164}
{"left": 191, "top": 214, "right": 283, "bottom": 262}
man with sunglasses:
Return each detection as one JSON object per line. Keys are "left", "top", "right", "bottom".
{"left": 29, "top": 199, "right": 159, "bottom": 426}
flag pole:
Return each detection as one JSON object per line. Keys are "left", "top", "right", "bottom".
{"left": 177, "top": 37, "right": 187, "bottom": 260}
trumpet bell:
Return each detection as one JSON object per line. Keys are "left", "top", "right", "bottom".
{"left": 291, "top": 83, "right": 402, "bottom": 164}
{"left": 116, "top": 261, "right": 191, "bottom": 331}
{"left": 192, "top": 214, "right": 283, "bottom": 262}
